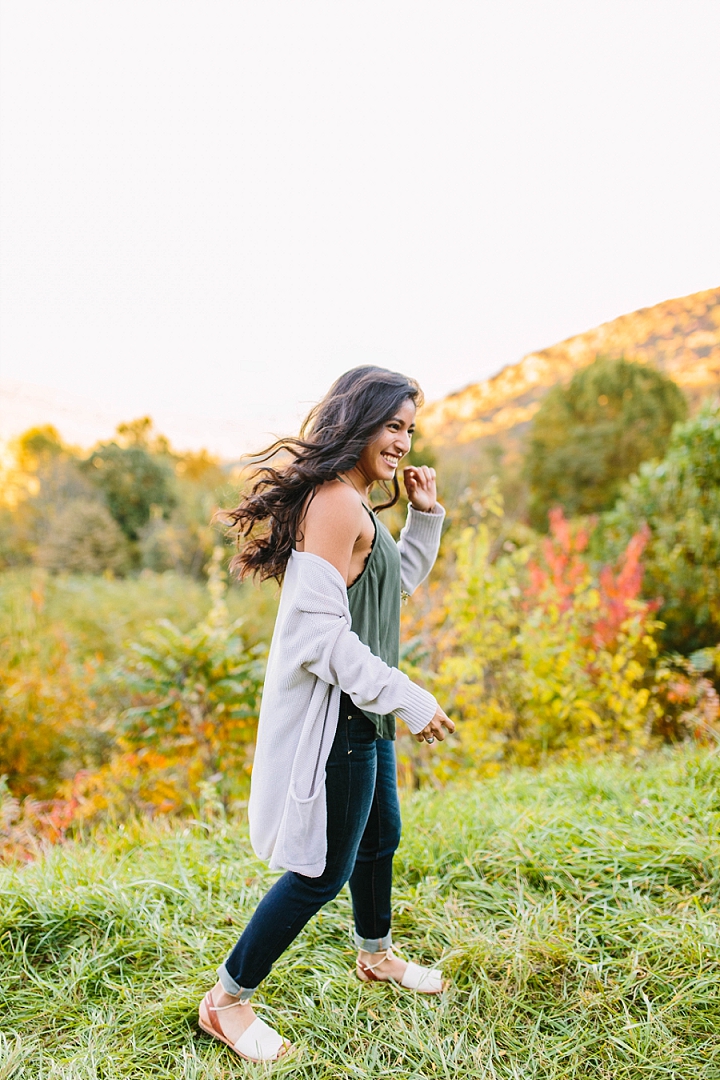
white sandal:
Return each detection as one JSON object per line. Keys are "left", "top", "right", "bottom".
{"left": 356, "top": 946, "right": 446, "bottom": 994}
{"left": 198, "top": 990, "right": 292, "bottom": 1063}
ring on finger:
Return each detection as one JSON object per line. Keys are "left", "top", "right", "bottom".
{"left": 426, "top": 735, "right": 435, "bottom": 744}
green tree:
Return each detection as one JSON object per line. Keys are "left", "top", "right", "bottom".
{"left": 83, "top": 442, "right": 176, "bottom": 541}
{"left": 142, "top": 447, "right": 226, "bottom": 577}
{"left": 525, "top": 357, "right": 687, "bottom": 528}
{"left": 115, "top": 415, "right": 173, "bottom": 457}
{"left": 13, "top": 425, "right": 65, "bottom": 471}
{"left": 138, "top": 492, "right": 217, "bottom": 578}
{"left": 35, "top": 498, "right": 131, "bottom": 575}
{"left": 597, "top": 401, "right": 720, "bottom": 654}
{"left": 1, "top": 428, "right": 94, "bottom": 568}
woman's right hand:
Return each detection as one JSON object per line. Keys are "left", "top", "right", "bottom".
{"left": 414, "top": 705, "right": 455, "bottom": 745}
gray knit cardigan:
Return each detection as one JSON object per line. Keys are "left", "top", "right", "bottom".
{"left": 248, "top": 503, "right": 445, "bottom": 877}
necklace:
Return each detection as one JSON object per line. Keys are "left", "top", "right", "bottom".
{"left": 338, "top": 474, "right": 373, "bottom": 511}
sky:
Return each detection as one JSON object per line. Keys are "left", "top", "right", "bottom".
{"left": 1, "top": 1, "right": 719, "bottom": 458}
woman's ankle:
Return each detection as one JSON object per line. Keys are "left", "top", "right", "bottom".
{"left": 214, "top": 965, "right": 258, "bottom": 1003}
{"left": 357, "top": 947, "right": 391, "bottom": 965}
{"left": 212, "top": 981, "right": 252, "bottom": 1008}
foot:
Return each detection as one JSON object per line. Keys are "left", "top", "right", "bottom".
{"left": 356, "top": 947, "right": 445, "bottom": 994}
{"left": 357, "top": 947, "right": 409, "bottom": 983}
{"left": 198, "top": 981, "right": 291, "bottom": 1060}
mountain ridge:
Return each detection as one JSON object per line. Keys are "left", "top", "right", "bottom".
{"left": 421, "top": 287, "right": 720, "bottom": 447}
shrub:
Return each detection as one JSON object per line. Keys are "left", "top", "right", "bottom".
{"left": 598, "top": 401, "right": 720, "bottom": 653}
{"left": 0, "top": 777, "right": 78, "bottom": 863}
{"left": 653, "top": 649, "right": 720, "bottom": 743}
{"left": 66, "top": 550, "right": 266, "bottom": 818}
{"left": 401, "top": 487, "right": 663, "bottom": 779}
{"left": 525, "top": 357, "right": 687, "bottom": 527}
{"left": 0, "top": 584, "right": 98, "bottom": 798}
{"left": 35, "top": 498, "right": 131, "bottom": 575}
{"left": 0, "top": 506, "right": 29, "bottom": 570}
{"left": 138, "top": 491, "right": 217, "bottom": 578}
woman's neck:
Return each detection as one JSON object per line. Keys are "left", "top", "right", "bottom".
{"left": 339, "top": 467, "right": 371, "bottom": 501}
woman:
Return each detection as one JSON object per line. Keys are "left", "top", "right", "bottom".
{"left": 198, "top": 366, "right": 455, "bottom": 1063}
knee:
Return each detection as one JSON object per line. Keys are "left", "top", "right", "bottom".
{"left": 295, "top": 863, "right": 351, "bottom": 906}
{"left": 382, "top": 815, "right": 402, "bottom": 859}
{"left": 357, "top": 813, "right": 401, "bottom": 863}
{"left": 315, "top": 875, "right": 347, "bottom": 906}
{"left": 379, "top": 799, "right": 402, "bottom": 858}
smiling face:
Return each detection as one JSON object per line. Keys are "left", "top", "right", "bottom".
{"left": 355, "top": 398, "right": 417, "bottom": 484}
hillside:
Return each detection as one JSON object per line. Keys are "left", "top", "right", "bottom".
{"left": 422, "top": 287, "right": 720, "bottom": 448}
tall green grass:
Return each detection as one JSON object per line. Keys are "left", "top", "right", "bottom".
{"left": 0, "top": 568, "right": 279, "bottom": 660}
{"left": 1, "top": 747, "right": 719, "bottom": 1078}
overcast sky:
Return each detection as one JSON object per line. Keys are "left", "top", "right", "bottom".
{"left": 1, "top": 1, "right": 719, "bottom": 457}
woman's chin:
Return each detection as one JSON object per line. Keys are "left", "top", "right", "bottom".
{"left": 370, "top": 462, "right": 396, "bottom": 482}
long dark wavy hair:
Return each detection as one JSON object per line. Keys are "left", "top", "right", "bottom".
{"left": 223, "top": 366, "right": 423, "bottom": 582}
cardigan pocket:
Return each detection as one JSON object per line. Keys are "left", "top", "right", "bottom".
{"left": 280, "top": 782, "right": 327, "bottom": 870}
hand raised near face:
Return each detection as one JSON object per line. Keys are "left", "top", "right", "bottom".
{"left": 403, "top": 466, "right": 437, "bottom": 513}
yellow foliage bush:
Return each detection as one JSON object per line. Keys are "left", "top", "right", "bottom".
{"left": 63, "top": 549, "right": 266, "bottom": 821}
{"left": 0, "top": 580, "right": 98, "bottom": 798}
{"left": 400, "top": 488, "right": 664, "bottom": 781}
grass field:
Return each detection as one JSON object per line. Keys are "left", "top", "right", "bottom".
{"left": 1, "top": 747, "right": 719, "bottom": 1079}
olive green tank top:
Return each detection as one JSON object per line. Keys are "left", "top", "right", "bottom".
{"left": 347, "top": 505, "right": 402, "bottom": 740}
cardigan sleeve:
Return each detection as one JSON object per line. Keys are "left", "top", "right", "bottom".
{"left": 285, "top": 554, "right": 437, "bottom": 734}
{"left": 396, "top": 503, "right": 446, "bottom": 594}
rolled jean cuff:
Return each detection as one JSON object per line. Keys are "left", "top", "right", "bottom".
{"left": 354, "top": 930, "right": 392, "bottom": 953}
{"left": 217, "top": 964, "right": 256, "bottom": 1001}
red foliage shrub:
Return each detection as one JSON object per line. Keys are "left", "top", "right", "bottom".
{"left": 527, "top": 507, "right": 656, "bottom": 649}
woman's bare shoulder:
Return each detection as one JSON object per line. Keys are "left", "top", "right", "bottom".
{"left": 303, "top": 479, "right": 361, "bottom": 529}
{"left": 299, "top": 480, "right": 366, "bottom": 569}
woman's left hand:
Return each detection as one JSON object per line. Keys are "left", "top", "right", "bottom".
{"left": 414, "top": 704, "right": 455, "bottom": 745}
{"left": 403, "top": 466, "right": 437, "bottom": 512}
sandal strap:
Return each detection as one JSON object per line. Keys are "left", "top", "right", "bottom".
{"left": 400, "top": 959, "right": 443, "bottom": 993}
{"left": 357, "top": 947, "right": 396, "bottom": 973}
{"left": 234, "top": 1016, "right": 286, "bottom": 1061}
{"left": 202, "top": 991, "right": 225, "bottom": 1038}
{"left": 356, "top": 948, "right": 444, "bottom": 994}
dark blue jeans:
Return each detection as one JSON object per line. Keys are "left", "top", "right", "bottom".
{"left": 218, "top": 694, "right": 402, "bottom": 998}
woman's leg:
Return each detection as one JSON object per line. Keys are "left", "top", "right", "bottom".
{"left": 218, "top": 703, "right": 380, "bottom": 996}
{"left": 348, "top": 740, "right": 445, "bottom": 993}
{"left": 348, "top": 736, "right": 402, "bottom": 953}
